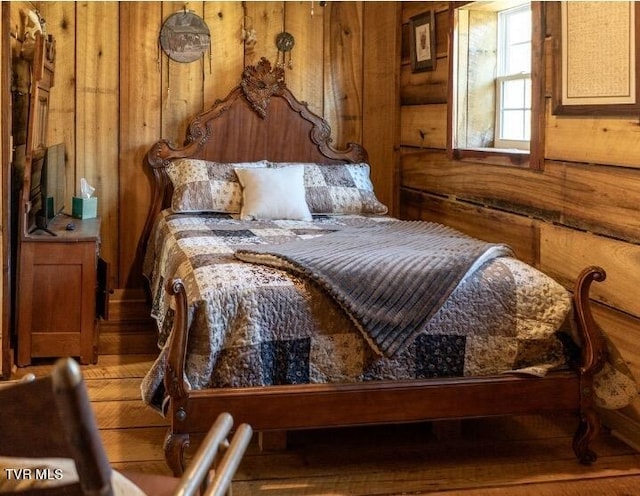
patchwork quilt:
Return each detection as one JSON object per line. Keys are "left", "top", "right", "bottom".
{"left": 236, "top": 222, "right": 514, "bottom": 358}
{"left": 140, "top": 210, "right": 596, "bottom": 410}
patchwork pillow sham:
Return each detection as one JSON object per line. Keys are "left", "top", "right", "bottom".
{"left": 235, "top": 166, "right": 312, "bottom": 221}
{"left": 167, "top": 159, "right": 267, "bottom": 213}
{"left": 269, "top": 162, "right": 388, "bottom": 215}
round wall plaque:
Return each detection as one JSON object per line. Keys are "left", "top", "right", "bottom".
{"left": 160, "top": 10, "right": 210, "bottom": 63}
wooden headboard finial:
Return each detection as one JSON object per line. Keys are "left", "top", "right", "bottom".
{"left": 240, "top": 57, "right": 286, "bottom": 119}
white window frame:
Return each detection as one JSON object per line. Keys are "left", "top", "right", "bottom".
{"left": 495, "top": 73, "right": 531, "bottom": 150}
{"left": 495, "top": 4, "right": 531, "bottom": 151}
{"left": 448, "top": 1, "right": 543, "bottom": 169}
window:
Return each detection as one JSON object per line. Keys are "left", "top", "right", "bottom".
{"left": 448, "top": 1, "right": 543, "bottom": 169}
{"left": 495, "top": 4, "right": 531, "bottom": 150}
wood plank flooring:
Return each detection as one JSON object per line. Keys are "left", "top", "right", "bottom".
{"left": 11, "top": 354, "right": 640, "bottom": 495}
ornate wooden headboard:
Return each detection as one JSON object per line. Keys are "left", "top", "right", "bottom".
{"left": 141, "top": 58, "right": 369, "bottom": 254}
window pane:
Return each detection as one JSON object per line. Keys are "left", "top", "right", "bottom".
{"left": 501, "top": 110, "right": 526, "bottom": 140}
{"left": 524, "top": 110, "right": 531, "bottom": 140}
{"left": 507, "top": 44, "right": 531, "bottom": 73}
{"left": 507, "top": 10, "right": 531, "bottom": 44}
{"left": 502, "top": 79, "right": 525, "bottom": 108}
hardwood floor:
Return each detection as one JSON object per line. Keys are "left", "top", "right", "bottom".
{"left": 11, "top": 353, "right": 640, "bottom": 495}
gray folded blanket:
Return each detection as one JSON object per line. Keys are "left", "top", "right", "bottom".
{"left": 235, "top": 221, "right": 513, "bottom": 358}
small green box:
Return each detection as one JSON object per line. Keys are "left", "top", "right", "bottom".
{"left": 72, "top": 197, "right": 98, "bottom": 219}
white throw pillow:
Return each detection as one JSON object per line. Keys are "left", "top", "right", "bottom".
{"left": 235, "top": 166, "right": 312, "bottom": 221}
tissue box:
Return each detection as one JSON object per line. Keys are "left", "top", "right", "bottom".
{"left": 72, "top": 197, "right": 98, "bottom": 219}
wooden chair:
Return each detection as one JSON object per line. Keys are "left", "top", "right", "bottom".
{"left": 0, "top": 357, "right": 252, "bottom": 496}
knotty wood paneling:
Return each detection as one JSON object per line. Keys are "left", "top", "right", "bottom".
{"left": 44, "top": 2, "right": 75, "bottom": 208}
{"left": 401, "top": 104, "right": 447, "bottom": 149}
{"left": 203, "top": 2, "right": 245, "bottom": 109}
{"left": 324, "top": 1, "right": 363, "bottom": 150}
{"left": 119, "top": 2, "right": 162, "bottom": 288}
{"left": 243, "top": 1, "right": 284, "bottom": 68}
{"left": 33, "top": 1, "right": 398, "bottom": 293}
{"left": 363, "top": 2, "right": 400, "bottom": 215}
{"left": 75, "top": 2, "right": 119, "bottom": 289}
{"left": 283, "top": 1, "right": 325, "bottom": 117}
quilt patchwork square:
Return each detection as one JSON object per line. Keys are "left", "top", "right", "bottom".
{"left": 261, "top": 338, "right": 311, "bottom": 385}
{"left": 414, "top": 334, "right": 466, "bottom": 378}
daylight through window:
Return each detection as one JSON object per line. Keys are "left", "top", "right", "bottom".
{"left": 450, "top": 0, "right": 538, "bottom": 165}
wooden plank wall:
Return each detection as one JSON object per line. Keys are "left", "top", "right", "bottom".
{"left": 32, "top": 1, "right": 399, "bottom": 339}
{"left": 4, "top": 1, "right": 38, "bottom": 375}
{"left": 399, "top": 2, "right": 640, "bottom": 444}
{"left": 0, "top": 3, "right": 5, "bottom": 377}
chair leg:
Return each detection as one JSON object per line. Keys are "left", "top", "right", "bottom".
{"left": 164, "top": 428, "right": 190, "bottom": 476}
{"left": 573, "top": 408, "right": 600, "bottom": 465}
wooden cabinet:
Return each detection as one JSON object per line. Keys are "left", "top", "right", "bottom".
{"left": 16, "top": 216, "right": 102, "bottom": 366}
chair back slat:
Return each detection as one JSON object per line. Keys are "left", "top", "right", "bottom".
{"left": 0, "top": 376, "right": 70, "bottom": 458}
{"left": 52, "top": 358, "right": 113, "bottom": 496}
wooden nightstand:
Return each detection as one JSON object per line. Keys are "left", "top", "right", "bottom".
{"left": 16, "top": 215, "right": 106, "bottom": 366}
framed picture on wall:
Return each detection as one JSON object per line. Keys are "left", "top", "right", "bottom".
{"left": 410, "top": 10, "right": 436, "bottom": 73}
{"left": 553, "top": 1, "right": 640, "bottom": 116}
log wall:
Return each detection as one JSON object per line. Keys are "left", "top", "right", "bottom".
{"left": 400, "top": 2, "right": 640, "bottom": 442}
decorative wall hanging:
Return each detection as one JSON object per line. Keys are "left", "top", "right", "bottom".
{"left": 160, "top": 8, "right": 211, "bottom": 63}
{"left": 410, "top": 10, "right": 436, "bottom": 73}
{"left": 275, "top": 32, "right": 295, "bottom": 69}
{"left": 552, "top": 1, "right": 640, "bottom": 116}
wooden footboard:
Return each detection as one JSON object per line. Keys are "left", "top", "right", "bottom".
{"left": 571, "top": 266, "right": 609, "bottom": 464}
{"left": 161, "top": 266, "right": 609, "bottom": 475}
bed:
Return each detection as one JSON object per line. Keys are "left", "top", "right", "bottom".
{"left": 139, "top": 58, "right": 635, "bottom": 475}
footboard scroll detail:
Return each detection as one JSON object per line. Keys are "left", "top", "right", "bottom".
{"left": 164, "top": 278, "right": 191, "bottom": 476}
{"left": 572, "top": 266, "right": 608, "bottom": 465}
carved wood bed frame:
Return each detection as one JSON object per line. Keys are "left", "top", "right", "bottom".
{"left": 142, "top": 58, "right": 608, "bottom": 475}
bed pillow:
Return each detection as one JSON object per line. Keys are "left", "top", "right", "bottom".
{"left": 268, "top": 162, "right": 388, "bottom": 215}
{"left": 234, "top": 166, "right": 312, "bottom": 221}
{"left": 167, "top": 159, "right": 267, "bottom": 213}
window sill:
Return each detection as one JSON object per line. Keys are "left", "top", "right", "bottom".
{"left": 451, "top": 147, "right": 530, "bottom": 168}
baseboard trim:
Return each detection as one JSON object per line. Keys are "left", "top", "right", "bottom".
{"left": 99, "top": 289, "right": 158, "bottom": 354}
